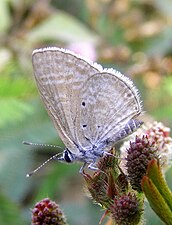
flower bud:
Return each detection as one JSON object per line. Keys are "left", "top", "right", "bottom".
{"left": 126, "top": 136, "right": 159, "bottom": 192}
{"left": 31, "top": 198, "right": 67, "bottom": 225}
{"left": 110, "top": 192, "right": 143, "bottom": 225}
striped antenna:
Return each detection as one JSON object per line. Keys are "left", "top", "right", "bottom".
{"left": 23, "top": 141, "right": 64, "bottom": 177}
{"left": 26, "top": 152, "right": 63, "bottom": 177}
{"left": 22, "top": 141, "right": 63, "bottom": 150}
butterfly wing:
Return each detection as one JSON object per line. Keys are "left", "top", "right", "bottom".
{"left": 32, "top": 47, "right": 101, "bottom": 153}
{"left": 76, "top": 71, "right": 142, "bottom": 148}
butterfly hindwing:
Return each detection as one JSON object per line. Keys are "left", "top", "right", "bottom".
{"left": 77, "top": 72, "right": 142, "bottom": 148}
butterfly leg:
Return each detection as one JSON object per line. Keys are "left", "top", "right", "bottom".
{"left": 79, "top": 162, "right": 99, "bottom": 174}
{"left": 79, "top": 162, "right": 87, "bottom": 174}
{"left": 80, "top": 162, "right": 107, "bottom": 175}
{"left": 88, "top": 163, "right": 108, "bottom": 176}
{"left": 88, "top": 162, "right": 99, "bottom": 171}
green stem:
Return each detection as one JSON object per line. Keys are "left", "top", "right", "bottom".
{"left": 147, "top": 160, "right": 172, "bottom": 211}
{"left": 142, "top": 176, "right": 172, "bottom": 225}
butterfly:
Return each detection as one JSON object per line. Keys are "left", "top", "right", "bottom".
{"left": 26, "top": 47, "right": 142, "bottom": 176}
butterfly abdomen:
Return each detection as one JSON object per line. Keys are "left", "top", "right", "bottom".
{"left": 107, "top": 119, "right": 143, "bottom": 144}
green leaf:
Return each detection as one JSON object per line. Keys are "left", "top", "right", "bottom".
{"left": 144, "top": 201, "right": 166, "bottom": 225}
{"left": 0, "top": 48, "right": 12, "bottom": 71}
{"left": 142, "top": 176, "right": 172, "bottom": 225}
{"left": 162, "top": 76, "right": 172, "bottom": 97}
{"left": 27, "top": 11, "right": 99, "bottom": 44}
{"left": 0, "top": 73, "right": 36, "bottom": 98}
{"left": 0, "top": 191, "right": 24, "bottom": 225}
{"left": 154, "top": 0, "right": 172, "bottom": 18}
{"left": 145, "top": 26, "right": 172, "bottom": 57}
{"left": 0, "top": 98, "right": 34, "bottom": 128}
{"left": 0, "top": 0, "right": 11, "bottom": 33}
{"left": 34, "top": 163, "right": 80, "bottom": 201}
{"left": 146, "top": 160, "right": 172, "bottom": 211}
{"left": 0, "top": 97, "right": 64, "bottom": 202}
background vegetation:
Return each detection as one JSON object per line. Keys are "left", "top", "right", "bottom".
{"left": 0, "top": 0, "right": 172, "bottom": 224}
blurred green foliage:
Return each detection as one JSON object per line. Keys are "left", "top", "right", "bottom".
{"left": 0, "top": 0, "right": 172, "bottom": 224}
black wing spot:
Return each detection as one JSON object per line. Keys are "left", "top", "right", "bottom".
{"left": 82, "top": 124, "right": 87, "bottom": 128}
{"left": 81, "top": 101, "right": 86, "bottom": 106}
{"left": 127, "top": 93, "right": 132, "bottom": 98}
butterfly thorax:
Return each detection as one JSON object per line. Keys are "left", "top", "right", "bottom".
{"left": 61, "top": 145, "right": 105, "bottom": 164}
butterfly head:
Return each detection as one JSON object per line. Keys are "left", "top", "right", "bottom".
{"left": 58, "top": 149, "right": 74, "bottom": 163}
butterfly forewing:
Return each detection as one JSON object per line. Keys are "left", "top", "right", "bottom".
{"left": 32, "top": 48, "right": 101, "bottom": 153}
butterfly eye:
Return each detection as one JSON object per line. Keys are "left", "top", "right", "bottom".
{"left": 64, "top": 150, "right": 72, "bottom": 163}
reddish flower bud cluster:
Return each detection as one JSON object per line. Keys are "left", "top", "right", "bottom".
{"left": 31, "top": 198, "right": 67, "bottom": 225}
{"left": 83, "top": 151, "right": 143, "bottom": 224}
{"left": 111, "top": 193, "right": 142, "bottom": 225}
{"left": 126, "top": 136, "right": 159, "bottom": 192}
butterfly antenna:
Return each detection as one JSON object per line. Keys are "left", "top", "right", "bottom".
{"left": 23, "top": 141, "right": 63, "bottom": 150}
{"left": 26, "top": 152, "right": 63, "bottom": 177}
